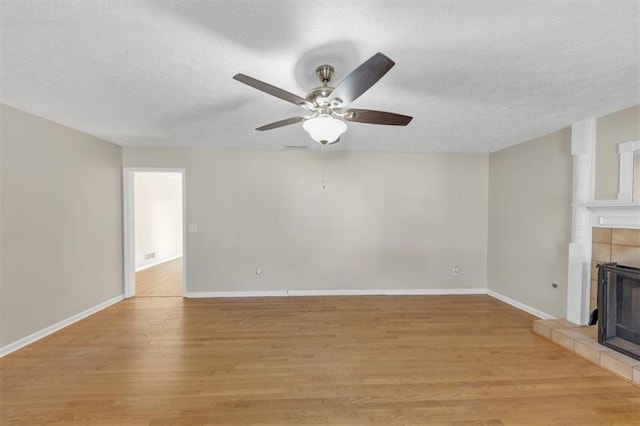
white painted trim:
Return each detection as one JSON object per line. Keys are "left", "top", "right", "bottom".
{"left": 187, "top": 291, "right": 289, "bottom": 298}
{"left": 123, "top": 167, "right": 187, "bottom": 298}
{"left": 583, "top": 202, "right": 640, "bottom": 229}
{"left": 181, "top": 171, "right": 187, "bottom": 298}
{"left": 122, "top": 168, "right": 135, "bottom": 298}
{"left": 287, "top": 288, "right": 488, "bottom": 296}
{"left": 617, "top": 140, "right": 640, "bottom": 203}
{"left": 595, "top": 214, "right": 640, "bottom": 228}
{"left": 566, "top": 133, "right": 640, "bottom": 325}
{"left": 486, "top": 290, "right": 556, "bottom": 320}
{"left": 186, "top": 288, "right": 488, "bottom": 298}
{"left": 187, "top": 289, "right": 555, "bottom": 321}
{"left": 0, "top": 295, "right": 124, "bottom": 357}
{"left": 567, "top": 242, "right": 590, "bottom": 324}
{"left": 567, "top": 119, "right": 596, "bottom": 325}
{"left": 135, "top": 255, "right": 183, "bottom": 272}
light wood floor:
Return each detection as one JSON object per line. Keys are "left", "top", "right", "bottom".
{"left": 1, "top": 296, "right": 638, "bottom": 425}
{"left": 135, "top": 258, "right": 183, "bottom": 297}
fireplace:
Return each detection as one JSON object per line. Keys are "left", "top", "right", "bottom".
{"left": 597, "top": 263, "right": 640, "bottom": 361}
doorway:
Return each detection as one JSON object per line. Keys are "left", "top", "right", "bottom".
{"left": 123, "top": 168, "right": 186, "bottom": 298}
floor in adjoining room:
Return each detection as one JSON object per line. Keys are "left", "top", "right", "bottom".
{"left": 1, "top": 295, "right": 639, "bottom": 425}
{"left": 135, "top": 257, "right": 183, "bottom": 297}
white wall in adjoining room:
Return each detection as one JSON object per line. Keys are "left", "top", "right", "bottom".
{"left": 134, "top": 172, "right": 183, "bottom": 270}
{"left": 123, "top": 148, "right": 490, "bottom": 294}
{"left": 487, "top": 127, "right": 573, "bottom": 319}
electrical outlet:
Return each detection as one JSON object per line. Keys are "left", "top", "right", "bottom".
{"left": 188, "top": 224, "right": 197, "bottom": 233}
{"left": 144, "top": 252, "right": 155, "bottom": 260}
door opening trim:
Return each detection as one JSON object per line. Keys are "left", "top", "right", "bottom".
{"left": 123, "top": 167, "right": 187, "bottom": 298}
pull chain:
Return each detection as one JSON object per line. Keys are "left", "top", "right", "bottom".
{"left": 321, "top": 144, "right": 326, "bottom": 190}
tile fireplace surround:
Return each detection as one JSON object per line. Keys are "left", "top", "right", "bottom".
{"left": 590, "top": 227, "right": 640, "bottom": 311}
{"left": 534, "top": 227, "right": 640, "bottom": 387}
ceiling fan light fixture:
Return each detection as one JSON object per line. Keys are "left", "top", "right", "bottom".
{"left": 302, "top": 115, "right": 347, "bottom": 145}
{"left": 234, "top": 52, "right": 412, "bottom": 146}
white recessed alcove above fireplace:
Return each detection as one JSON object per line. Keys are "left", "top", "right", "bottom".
{"left": 589, "top": 139, "right": 640, "bottom": 230}
{"left": 616, "top": 140, "right": 640, "bottom": 203}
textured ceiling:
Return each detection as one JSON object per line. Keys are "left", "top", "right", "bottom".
{"left": 1, "top": 1, "right": 639, "bottom": 153}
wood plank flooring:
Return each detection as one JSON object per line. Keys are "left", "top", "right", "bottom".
{"left": 135, "top": 258, "right": 183, "bottom": 297}
{"left": 1, "top": 295, "right": 639, "bottom": 425}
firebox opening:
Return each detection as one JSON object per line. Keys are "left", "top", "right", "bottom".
{"left": 597, "top": 263, "right": 640, "bottom": 361}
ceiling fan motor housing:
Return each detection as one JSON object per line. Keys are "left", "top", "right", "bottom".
{"left": 306, "top": 65, "right": 337, "bottom": 105}
{"left": 306, "top": 87, "right": 334, "bottom": 105}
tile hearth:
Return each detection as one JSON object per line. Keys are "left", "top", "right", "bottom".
{"left": 533, "top": 319, "right": 640, "bottom": 386}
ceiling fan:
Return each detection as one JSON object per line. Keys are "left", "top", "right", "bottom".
{"left": 233, "top": 52, "right": 413, "bottom": 145}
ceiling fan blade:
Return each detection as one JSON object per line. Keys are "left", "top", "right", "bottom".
{"left": 329, "top": 52, "right": 395, "bottom": 106}
{"left": 233, "top": 74, "right": 313, "bottom": 108}
{"left": 344, "top": 109, "right": 413, "bottom": 126}
{"left": 255, "top": 116, "right": 306, "bottom": 131}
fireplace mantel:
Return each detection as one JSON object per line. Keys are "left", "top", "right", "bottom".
{"left": 567, "top": 120, "right": 639, "bottom": 325}
{"left": 581, "top": 202, "right": 640, "bottom": 229}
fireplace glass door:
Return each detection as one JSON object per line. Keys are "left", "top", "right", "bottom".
{"left": 597, "top": 263, "right": 640, "bottom": 361}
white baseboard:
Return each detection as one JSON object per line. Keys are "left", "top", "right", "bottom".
{"left": 287, "top": 288, "right": 488, "bottom": 296}
{"left": 0, "top": 295, "right": 125, "bottom": 358}
{"left": 186, "top": 290, "right": 289, "bottom": 298}
{"left": 135, "top": 255, "right": 183, "bottom": 272}
{"left": 486, "top": 290, "right": 556, "bottom": 320}
{"left": 186, "top": 288, "right": 488, "bottom": 298}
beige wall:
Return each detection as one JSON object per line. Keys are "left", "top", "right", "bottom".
{"left": 0, "top": 100, "right": 634, "bottom": 350}
{"left": 123, "top": 148, "right": 489, "bottom": 293}
{"left": 488, "top": 128, "right": 573, "bottom": 318}
{"left": 594, "top": 105, "right": 640, "bottom": 200}
{"left": 1, "top": 105, "right": 123, "bottom": 348}
{"left": 134, "top": 172, "right": 183, "bottom": 269}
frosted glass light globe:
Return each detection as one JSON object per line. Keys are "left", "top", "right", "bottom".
{"left": 302, "top": 116, "right": 347, "bottom": 144}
